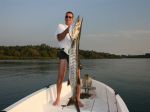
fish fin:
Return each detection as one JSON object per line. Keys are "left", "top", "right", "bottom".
{"left": 67, "top": 79, "right": 70, "bottom": 86}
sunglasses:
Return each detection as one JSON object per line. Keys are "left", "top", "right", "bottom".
{"left": 65, "top": 16, "right": 73, "bottom": 19}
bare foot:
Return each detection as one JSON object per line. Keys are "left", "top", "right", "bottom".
{"left": 78, "top": 100, "right": 84, "bottom": 107}
{"left": 53, "top": 99, "right": 60, "bottom": 106}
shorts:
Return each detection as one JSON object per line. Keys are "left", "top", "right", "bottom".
{"left": 59, "top": 48, "right": 69, "bottom": 63}
{"left": 59, "top": 48, "right": 82, "bottom": 69}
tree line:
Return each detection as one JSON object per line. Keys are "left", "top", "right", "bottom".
{"left": 122, "top": 53, "right": 150, "bottom": 58}
{"left": 0, "top": 44, "right": 121, "bottom": 59}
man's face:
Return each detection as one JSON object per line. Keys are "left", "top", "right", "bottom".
{"left": 65, "top": 13, "right": 73, "bottom": 26}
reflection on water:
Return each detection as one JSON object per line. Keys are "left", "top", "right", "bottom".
{"left": 0, "top": 60, "right": 58, "bottom": 78}
{"left": 0, "top": 59, "right": 150, "bottom": 112}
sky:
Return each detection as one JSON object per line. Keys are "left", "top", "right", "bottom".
{"left": 0, "top": 0, "right": 150, "bottom": 55}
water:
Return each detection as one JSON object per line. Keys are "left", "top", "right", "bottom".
{"left": 0, "top": 59, "right": 150, "bottom": 112}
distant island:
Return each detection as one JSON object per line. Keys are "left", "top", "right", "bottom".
{"left": 0, "top": 44, "right": 121, "bottom": 59}
{"left": 0, "top": 44, "right": 149, "bottom": 60}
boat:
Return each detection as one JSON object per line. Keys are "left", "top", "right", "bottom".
{"left": 2, "top": 79, "right": 129, "bottom": 112}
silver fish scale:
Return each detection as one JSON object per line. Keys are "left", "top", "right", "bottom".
{"left": 69, "top": 40, "right": 77, "bottom": 96}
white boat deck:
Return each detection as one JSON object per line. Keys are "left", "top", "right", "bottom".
{"left": 37, "top": 81, "right": 110, "bottom": 112}
{"left": 4, "top": 80, "right": 129, "bottom": 112}
{"left": 45, "top": 96, "right": 108, "bottom": 112}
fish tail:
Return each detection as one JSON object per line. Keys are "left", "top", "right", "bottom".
{"left": 67, "top": 97, "right": 73, "bottom": 106}
{"left": 67, "top": 97, "right": 80, "bottom": 112}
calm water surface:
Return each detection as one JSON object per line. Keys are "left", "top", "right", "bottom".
{"left": 0, "top": 59, "right": 150, "bottom": 112}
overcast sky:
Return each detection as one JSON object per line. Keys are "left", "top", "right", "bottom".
{"left": 0, "top": 0, "right": 150, "bottom": 55}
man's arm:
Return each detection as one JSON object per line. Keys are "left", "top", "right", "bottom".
{"left": 57, "top": 27, "right": 70, "bottom": 41}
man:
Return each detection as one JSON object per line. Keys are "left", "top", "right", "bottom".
{"left": 53, "top": 11, "right": 84, "bottom": 107}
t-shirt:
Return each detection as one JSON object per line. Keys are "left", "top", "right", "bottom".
{"left": 55, "top": 24, "right": 72, "bottom": 55}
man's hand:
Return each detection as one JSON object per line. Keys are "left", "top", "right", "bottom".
{"left": 57, "top": 26, "right": 70, "bottom": 41}
{"left": 66, "top": 26, "right": 70, "bottom": 33}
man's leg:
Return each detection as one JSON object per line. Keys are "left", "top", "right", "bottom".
{"left": 76, "top": 69, "right": 84, "bottom": 107}
{"left": 53, "top": 59, "right": 67, "bottom": 106}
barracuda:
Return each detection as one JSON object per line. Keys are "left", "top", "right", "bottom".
{"left": 67, "top": 16, "right": 83, "bottom": 112}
